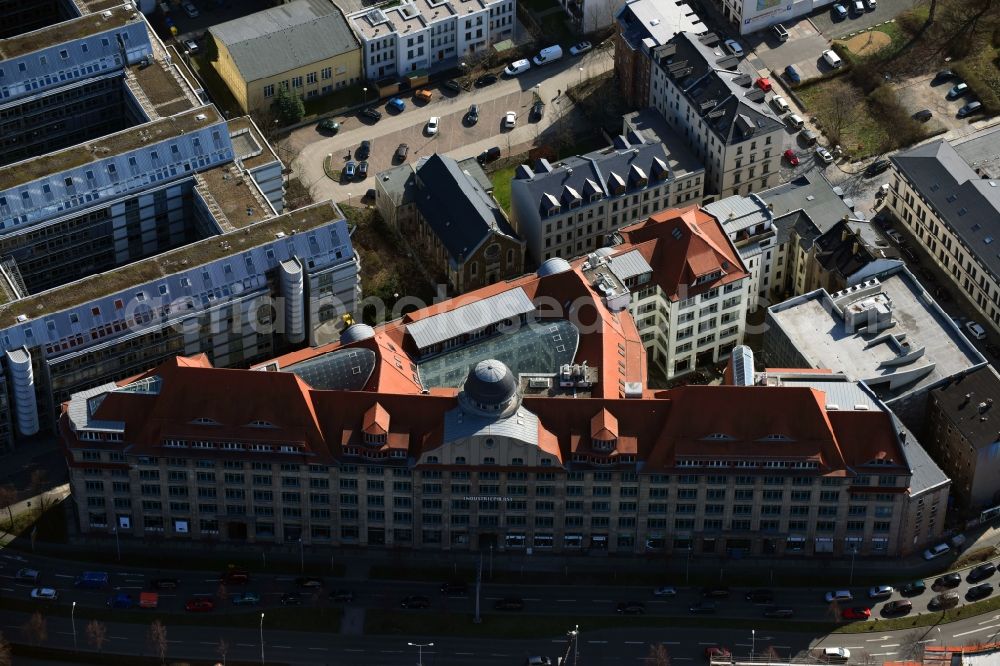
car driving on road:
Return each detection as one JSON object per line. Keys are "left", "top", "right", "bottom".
{"left": 31, "top": 588, "right": 58, "bottom": 601}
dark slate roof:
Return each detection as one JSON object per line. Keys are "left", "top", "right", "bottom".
{"left": 615, "top": 0, "right": 705, "bottom": 52}
{"left": 210, "top": 0, "right": 358, "bottom": 82}
{"left": 653, "top": 32, "right": 784, "bottom": 146}
{"left": 814, "top": 220, "right": 877, "bottom": 280}
{"left": 758, "top": 171, "right": 854, "bottom": 236}
{"left": 891, "top": 140, "right": 1000, "bottom": 280}
{"left": 514, "top": 131, "right": 674, "bottom": 215}
{"left": 930, "top": 365, "right": 1000, "bottom": 450}
{"left": 414, "top": 154, "right": 520, "bottom": 265}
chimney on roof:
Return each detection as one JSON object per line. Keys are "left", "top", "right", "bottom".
{"left": 842, "top": 226, "right": 850, "bottom": 242}
{"left": 979, "top": 401, "right": 991, "bottom": 414}
{"left": 852, "top": 241, "right": 860, "bottom": 256}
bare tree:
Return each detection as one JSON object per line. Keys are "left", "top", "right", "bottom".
{"left": 646, "top": 643, "right": 671, "bottom": 665}
{"left": 216, "top": 637, "right": 230, "bottom": 666}
{"left": 898, "top": 630, "right": 927, "bottom": 661}
{"left": 21, "top": 611, "right": 47, "bottom": 646}
{"left": 147, "top": 620, "right": 168, "bottom": 665}
{"left": 0, "top": 485, "right": 16, "bottom": 531}
{"left": 813, "top": 79, "right": 861, "bottom": 148}
{"left": 86, "top": 619, "right": 108, "bottom": 652}
{"left": 0, "top": 631, "right": 11, "bottom": 666}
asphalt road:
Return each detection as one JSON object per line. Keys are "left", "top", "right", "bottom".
{"left": 6, "top": 546, "right": 1000, "bottom": 663}
{"left": 286, "top": 45, "right": 615, "bottom": 205}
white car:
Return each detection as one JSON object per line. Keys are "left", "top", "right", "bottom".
{"left": 184, "top": 39, "right": 199, "bottom": 53}
{"left": 503, "top": 59, "right": 531, "bottom": 76}
{"left": 816, "top": 146, "right": 834, "bottom": 164}
{"left": 503, "top": 111, "right": 517, "bottom": 129}
{"left": 852, "top": 0, "right": 865, "bottom": 13}
{"left": 966, "top": 321, "right": 987, "bottom": 340}
{"left": 824, "top": 590, "right": 853, "bottom": 603}
{"left": 724, "top": 39, "right": 744, "bottom": 57}
{"left": 652, "top": 586, "right": 677, "bottom": 596}
{"left": 426, "top": 116, "right": 440, "bottom": 135}
{"left": 822, "top": 49, "right": 843, "bottom": 68}
{"left": 824, "top": 647, "right": 851, "bottom": 661}
{"left": 182, "top": 1, "right": 199, "bottom": 18}
{"left": 923, "top": 543, "right": 951, "bottom": 560}
{"left": 868, "top": 584, "right": 893, "bottom": 599}
{"left": 31, "top": 588, "right": 58, "bottom": 601}
{"left": 569, "top": 41, "right": 592, "bottom": 56}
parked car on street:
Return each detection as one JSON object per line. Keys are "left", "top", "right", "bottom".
{"left": 531, "top": 100, "right": 545, "bottom": 121}
{"left": 343, "top": 161, "right": 356, "bottom": 179}
{"left": 832, "top": 3, "right": 848, "bottom": 19}
{"left": 357, "top": 161, "right": 368, "bottom": 179}
{"left": 503, "top": 59, "right": 531, "bottom": 76}
{"left": 865, "top": 159, "right": 890, "bottom": 177}
{"left": 929, "top": 591, "right": 960, "bottom": 609}
{"left": 280, "top": 592, "right": 303, "bottom": 606}
{"left": 934, "top": 573, "right": 962, "bottom": 588}
{"left": 967, "top": 583, "right": 994, "bottom": 601}
{"left": 882, "top": 599, "right": 912, "bottom": 615}
{"left": 387, "top": 97, "right": 406, "bottom": 112}
{"left": 318, "top": 118, "right": 340, "bottom": 133}
{"left": 724, "top": 39, "right": 744, "bottom": 57}
{"left": 968, "top": 562, "right": 996, "bottom": 582}
{"left": 442, "top": 79, "right": 461, "bottom": 93}
{"left": 784, "top": 64, "right": 802, "bottom": 83}
{"left": 841, "top": 607, "right": 870, "bottom": 620}
{"left": 783, "top": 149, "right": 800, "bottom": 166}
{"left": 958, "top": 101, "right": 983, "bottom": 118}
{"left": 182, "top": 1, "right": 199, "bottom": 18}
{"left": 825, "top": 590, "right": 853, "bottom": 603}
{"left": 868, "top": 585, "right": 893, "bottom": 600}
{"left": 570, "top": 41, "right": 592, "bottom": 56}
{"left": 360, "top": 107, "right": 382, "bottom": 122}
{"left": 30, "top": 588, "right": 58, "bottom": 601}
{"left": 475, "top": 73, "right": 498, "bottom": 87}
{"left": 966, "top": 321, "right": 987, "bottom": 340}
{"left": 652, "top": 586, "right": 676, "bottom": 597}
{"left": 231, "top": 591, "right": 261, "bottom": 606}
{"left": 900, "top": 580, "right": 926, "bottom": 596}
{"left": 184, "top": 597, "right": 215, "bottom": 612}
{"left": 816, "top": 146, "right": 834, "bottom": 164}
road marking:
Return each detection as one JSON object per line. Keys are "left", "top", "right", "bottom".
{"left": 55, "top": 574, "right": 73, "bottom": 579}
{"left": 979, "top": 616, "right": 1000, "bottom": 625}
{"left": 662, "top": 642, "right": 680, "bottom": 646}
{"left": 593, "top": 599, "right": 612, "bottom": 602}
{"left": 119, "top": 586, "right": 142, "bottom": 590}
{"left": 308, "top": 647, "right": 327, "bottom": 651}
{"left": 236, "top": 644, "right": 255, "bottom": 648}
{"left": 699, "top": 642, "right": 717, "bottom": 646}
{"left": 735, "top": 643, "right": 751, "bottom": 647}
{"left": 954, "top": 625, "right": 999, "bottom": 638}
{"left": 774, "top": 645, "right": 792, "bottom": 649}
{"left": 199, "top": 641, "right": 216, "bottom": 645}
{"left": 110, "top": 636, "right": 128, "bottom": 641}
{"left": 882, "top": 644, "right": 900, "bottom": 648}
{"left": 344, "top": 649, "right": 365, "bottom": 652}
{"left": 489, "top": 653, "right": 508, "bottom": 657}
{"left": 273, "top": 645, "right": 292, "bottom": 649}
{"left": 166, "top": 640, "right": 182, "bottom": 644}
{"left": 455, "top": 652, "right": 474, "bottom": 656}
{"left": 57, "top": 631, "right": 72, "bottom": 636}
{"left": 0, "top": 588, "right": 12, "bottom": 592}
{"left": 525, "top": 598, "right": 542, "bottom": 601}
{"left": 557, "top": 599, "right": 576, "bottom": 602}
{"left": 588, "top": 640, "right": 608, "bottom": 644}
{"left": 625, "top": 641, "right": 646, "bottom": 645}
{"left": 674, "top": 658, "right": 694, "bottom": 661}
{"left": 382, "top": 650, "right": 404, "bottom": 653}
{"left": 918, "top": 639, "right": 937, "bottom": 644}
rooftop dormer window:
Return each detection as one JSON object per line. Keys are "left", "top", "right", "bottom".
{"left": 191, "top": 417, "right": 219, "bottom": 426}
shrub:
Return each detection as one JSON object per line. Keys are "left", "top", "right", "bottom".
{"left": 868, "top": 85, "right": 926, "bottom": 149}
{"left": 953, "top": 61, "right": 1000, "bottom": 115}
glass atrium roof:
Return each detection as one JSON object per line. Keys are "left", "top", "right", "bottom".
{"left": 418, "top": 320, "right": 580, "bottom": 388}
{"left": 283, "top": 348, "right": 376, "bottom": 390}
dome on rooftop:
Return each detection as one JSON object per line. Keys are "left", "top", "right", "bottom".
{"left": 340, "top": 323, "right": 376, "bottom": 344}
{"left": 536, "top": 257, "right": 572, "bottom": 277}
{"left": 460, "top": 359, "right": 520, "bottom": 416}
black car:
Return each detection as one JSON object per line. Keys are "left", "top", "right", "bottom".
{"left": 967, "top": 583, "right": 994, "bottom": 601}
{"left": 394, "top": 143, "right": 409, "bottom": 163}
{"left": 932, "top": 69, "right": 955, "bottom": 84}
{"left": 913, "top": 109, "right": 933, "bottom": 122}
{"left": 617, "top": 601, "right": 646, "bottom": 615}
{"left": 968, "top": 562, "right": 997, "bottom": 583}
{"left": 702, "top": 587, "right": 731, "bottom": 598}
{"left": 330, "top": 589, "right": 355, "bottom": 603}
{"left": 762, "top": 606, "right": 794, "bottom": 618}
{"left": 689, "top": 601, "right": 716, "bottom": 614}
{"left": 357, "top": 140, "right": 371, "bottom": 161}
{"left": 442, "top": 79, "right": 461, "bottom": 93}
{"left": 359, "top": 107, "right": 382, "bottom": 122}
{"left": 900, "top": 580, "right": 927, "bottom": 596}
{"left": 466, "top": 104, "right": 479, "bottom": 124}
{"left": 150, "top": 578, "right": 180, "bottom": 590}
{"left": 745, "top": 589, "right": 774, "bottom": 603}
{"left": 475, "top": 73, "right": 498, "bottom": 87}
{"left": 280, "top": 592, "right": 303, "bottom": 606}
{"left": 530, "top": 100, "right": 545, "bottom": 121}
{"left": 441, "top": 582, "right": 468, "bottom": 597}
{"left": 477, "top": 146, "right": 501, "bottom": 165}
{"left": 357, "top": 161, "right": 369, "bottom": 179}
{"left": 865, "top": 159, "right": 891, "bottom": 177}
{"left": 494, "top": 597, "right": 524, "bottom": 611}
{"left": 401, "top": 595, "right": 431, "bottom": 609}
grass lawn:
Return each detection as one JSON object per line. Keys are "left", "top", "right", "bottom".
{"left": 796, "top": 79, "right": 891, "bottom": 158}
{"left": 489, "top": 163, "right": 518, "bottom": 215}
{"left": 366, "top": 610, "right": 835, "bottom": 638}
{"left": 322, "top": 154, "right": 342, "bottom": 182}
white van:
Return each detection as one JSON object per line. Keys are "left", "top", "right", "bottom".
{"left": 503, "top": 59, "right": 531, "bottom": 76}
{"left": 822, "top": 49, "right": 843, "bottom": 68}
{"left": 533, "top": 45, "right": 563, "bottom": 66}
{"left": 770, "top": 95, "right": 790, "bottom": 114}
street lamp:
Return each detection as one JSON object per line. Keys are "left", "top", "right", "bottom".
{"left": 259, "top": 612, "right": 265, "bottom": 666}
{"left": 71, "top": 601, "right": 77, "bottom": 649}
{"left": 578, "top": 66, "right": 583, "bottom": 86}
{"left": 751, "top": 628, "right": 756, "bottom": 661}
{"left": 348, "top": 192, "right": 353, "bottom": 207}
{"left": 362, "top": 86, "right": 367, "bottom": 105}
{"left": 407, "top": 641, "right": 434, "bottom": 666}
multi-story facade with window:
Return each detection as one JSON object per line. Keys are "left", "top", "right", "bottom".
{"left": 0, "top": 5, "right": 361, "bottom": 450}
{"left": 887, "top": 126, "right": 1000, "bottom": 334}
{"left": 614, "top": 0, "right": 705, "bottom": 109}
{"left": 347, "top": 0, "right": 514, "bottom": 81}
{"left": 209, "top": 0, "right": 362, "bottom": 114}
{"left": 62, "top": 254, "right": 945, "bottom": 558}
{"left": 645, "top": 31, "right": 785, "bottom": 198}
{"left": 510, "top": 126, "right": 704, "bottom": 264}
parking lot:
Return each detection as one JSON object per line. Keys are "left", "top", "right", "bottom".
{"left": 159, "top": 0, "right": 274, "bottom": 41}
{"left": 751, "top": 18, "right": 830, "bottom": 80}
{"left": 895, "top": 72, "right": 988, "bottom": 132}
{"left": 811, "top": 0, "right": 918, "bottom": 39}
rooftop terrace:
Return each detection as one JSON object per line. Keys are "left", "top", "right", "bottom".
{"left": 130, "top": 58, "right": 196, "bottom": 117}
{"left": 227, "top": 116, "right": 280, "bottom": 171}
{"left": 196, "top": 164, "right": 272, "bottom": 232}
{"left": 0, "top": 4, "right": 137, "bottom": 60}
{"left": 768, "top": 268, "right": 984, "bottom": 403}
{"left": 0, "top": 201, "right": 342, "bottom": 328}
{"left": 0, "top": 104, "right": 222, "bottom": 191}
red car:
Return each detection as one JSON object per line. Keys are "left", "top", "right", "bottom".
{"left": 184, "top": 597, "right": 215, "bottom": 612}
{"left": 841, "top": 606, "right": 871, "bottom": 620}
{"left": 705, "top": 647, "right": 731, "bottom": 659}
{"left": 755, "top": 77, "right": 772, "bottom": 92}
{"left": 783, "top": 149, "right": 800, "bottom": 166}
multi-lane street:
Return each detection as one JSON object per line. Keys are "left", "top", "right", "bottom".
{"left": 4, "top": 547, "right": 1000, "bottom": 663}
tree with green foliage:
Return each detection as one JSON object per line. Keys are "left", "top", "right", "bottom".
{"left": 274, "top": 85, "right": 305, "bottom": 125}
